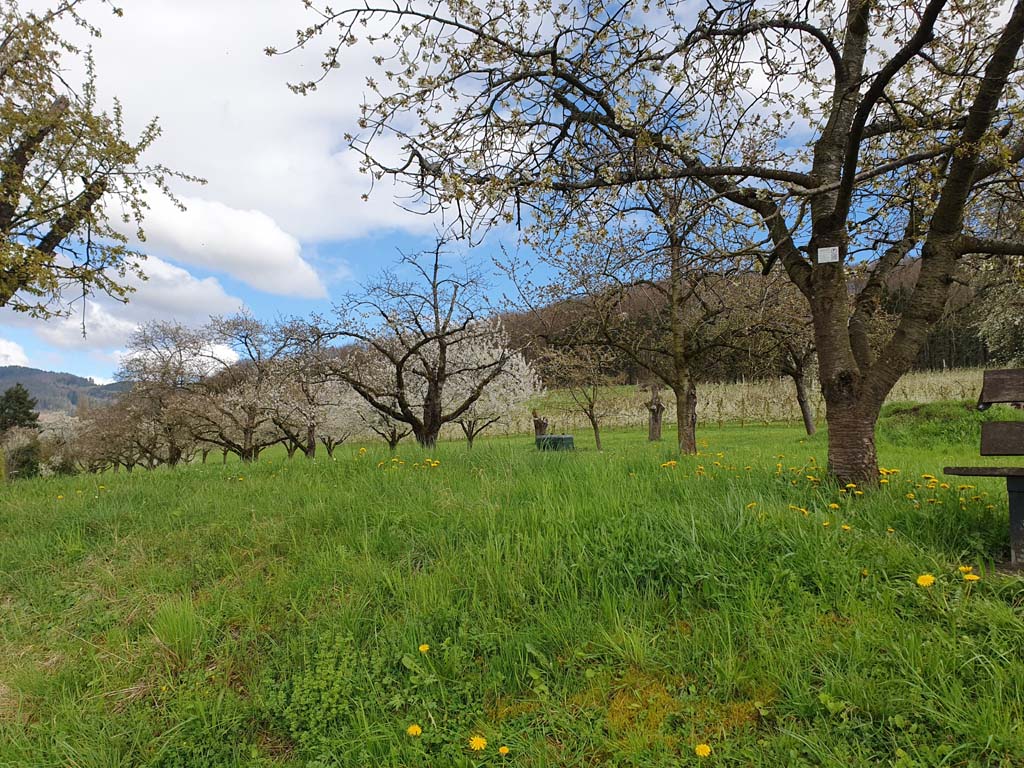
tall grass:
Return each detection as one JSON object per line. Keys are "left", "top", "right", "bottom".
{"left": 1, "top": 409, "right": 1022, "bottom": 766}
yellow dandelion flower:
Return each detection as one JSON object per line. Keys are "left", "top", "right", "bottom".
{"left": 499, "top": 746, "right": 510, "bottom": 756}
{"left": 845, "top": 483, "right": 857, "bottom": 489}
{"left": 822, "top": 521, "right": 831, "bottom": 527}
{"left": 469, "top": 735, "right": 487, "bottom": 751}
{"left": 745, "top": 502, "right": 758, "bottom": 509}
{"left": 828, "top": 503, "right": 840, "bottom": 509}
{"left": 916, "top": 573, "right": 936, "bottom": 588}
{"left": 963, "top": 573, "right": 980, "bottom": 582}
{"left": 695, "top": 743, "right": 712, "bottom": 758}
{"left": 841, "top": 524, "right": 851, "bottom": 531}
{"left": 418, "top": 643, "right": 430, "bottom": 653}
{"left": 958, "top": 565, "right": 973, "bottom": 574}
{"left": 359, "top": 447, "right": 367, "bottom": 455}
{"left": 406, "top": 724, "right": 422, "bottom": 737}
{"left": 860, "top": 568, "right": 869, "bottom": 577}
{"left": 887, "top": 527, "right": 895, "bottom": 534}
{"left": 905, "top": 492, "right": 916, "bottom": 500}
{"left": 921, "top": 474, "right": 936, "bottom": 481}
{"left": 880, "top": 478, "right": 889, "bottom": 484}
{"left": 853, "top": 490, "right": 864, "bottom": 496}
{"left": 939, "top": 482, "right": 950, "bottom": 489}
{"left": 56, "top": 494, "right": 64, "bottom": 500}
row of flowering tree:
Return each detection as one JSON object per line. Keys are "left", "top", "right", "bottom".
{"left": 72, "top": 244, "right": 541, "bottom": 469}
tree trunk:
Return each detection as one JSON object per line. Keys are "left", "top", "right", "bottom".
{"left": 167, "top": 440, "right": 183, "bottom": 467}
{"left": 418, "top": 386, "right": 442, "bottom": 448}
{"left": 285, "top": 442, "right": 298, "bottom": 459}
{"left": 647, "top": 388, "right": 665, "bottom": 441}
{"left": 824, "top": 398, "right": 883, "bottom": 485}
{"left": 586, "top": 407, "right": 602, "bottom": 451}
{"left": 792, "top": 372, "right": 817, "bottom": 436}
{"left": 201, "top": 449, "right": 210, "bottom": 464}
{"left": 532, "top": 410, "right": 548, "bottom": 437}
{"left": 387, "top": 431, "right": 401, "bottom": 451}
{"left": 305, "top": 423, "right": 317, "bottom": 458}
{"left": 414, "top": 424, "right": 440, "bottom": 448}
{"left": 460, "top": 420, "right": 477, "bottom": 448}
{"left": 673, "top": 380, "right": 697, "bottom": 454}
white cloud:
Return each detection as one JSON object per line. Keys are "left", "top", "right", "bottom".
{"left": 70, "top": 0, "right": 439, "bottom": 244}
{"left": 4, "top": 256, "right": 245, "bottom": 351}
{"left": 0, "top": 339, "right": 29, "bottom": 366}
{"left": 136, "top": 194, "right": 327, "bottom": 298}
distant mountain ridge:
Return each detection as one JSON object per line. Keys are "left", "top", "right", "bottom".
{"left": 0, "top": 366, "right": 126, "bottom": 413}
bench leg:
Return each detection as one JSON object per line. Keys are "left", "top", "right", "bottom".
{"left": 1009, "top": 477, "right": 1024, "bottom": 566}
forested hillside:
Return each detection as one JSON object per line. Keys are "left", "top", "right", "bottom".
{"left": 0, "top": 367, "right": 124, "bottom": 413}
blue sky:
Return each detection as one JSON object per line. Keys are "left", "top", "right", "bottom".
{"left": 1, "top": 0, "right": 520, "bottom": 382}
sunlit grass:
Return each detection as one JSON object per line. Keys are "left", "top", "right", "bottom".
{"left": 1, "top": 408, "right": 1023, "bottom": 766}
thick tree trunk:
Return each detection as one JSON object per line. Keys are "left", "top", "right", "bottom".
{"left": 167, "top": 440, "right": 183, "bottom": 467}
{"left": 305, "top": 423, "right": 317, "bottom": 459}
{"left": 414, "top": 424, "right": 440, "bottom": 448}
{"left": 824, "top": 398, "right": 883, "bottom": 485}
{"left": 792, "top": 373, "right": 817, "bottom": 436}
{"left": 673, "top": 380, "right": 697, "bottom": 454}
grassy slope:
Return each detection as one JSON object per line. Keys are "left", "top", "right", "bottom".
{"left": 2, "top": 403, "right": 1024, "bottom": 767}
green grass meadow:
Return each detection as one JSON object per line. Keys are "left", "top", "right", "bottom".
{"left": 3, "top": 402, "right": 1024, "bottom": 767}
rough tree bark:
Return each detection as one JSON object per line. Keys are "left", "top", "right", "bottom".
{"left": 647, "top": 386, "right": 665, "bottom": 441}
{"left": 673, "top": 378, "right": 698, "bottom": 454}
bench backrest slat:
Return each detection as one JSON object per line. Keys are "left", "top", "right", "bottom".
{"left": 979, "top": 369, "right": 1024, "bottom": 408}
{"left": 981, "top": 422, "right": 1024, "bottom": 456}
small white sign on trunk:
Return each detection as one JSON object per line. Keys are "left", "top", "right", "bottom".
{"left": 817, "top": 246, "right": 840, "bottom": 264}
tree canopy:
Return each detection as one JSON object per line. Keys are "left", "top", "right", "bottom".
{"left": 0, "top": 0, "right": 200, "bottom": 318}
{"left": 278, "top": 0, "right": 1024, "bottom": 481}
{"left": 0, "top": 382, "right": 40, "bottom": 433}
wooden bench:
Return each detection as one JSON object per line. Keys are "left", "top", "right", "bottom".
{"left": 944, "top": 369, "right": 1024, "bottom": 564}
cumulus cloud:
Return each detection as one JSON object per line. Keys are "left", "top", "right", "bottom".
{"left": 0, "top": 339, "right": 29, "bottom": 366}
{"left": 137, "top": 194, "right": 327, "bottom": 298}
{"left": 69, "top": 0, "right": 439, "bottom": 243}
{"left": 4, "top": 256, "right": 245, "bottom": 351}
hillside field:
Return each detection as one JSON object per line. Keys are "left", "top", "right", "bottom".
{"left": 2, "top": 402, "right": 1024, "bottom": 767}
